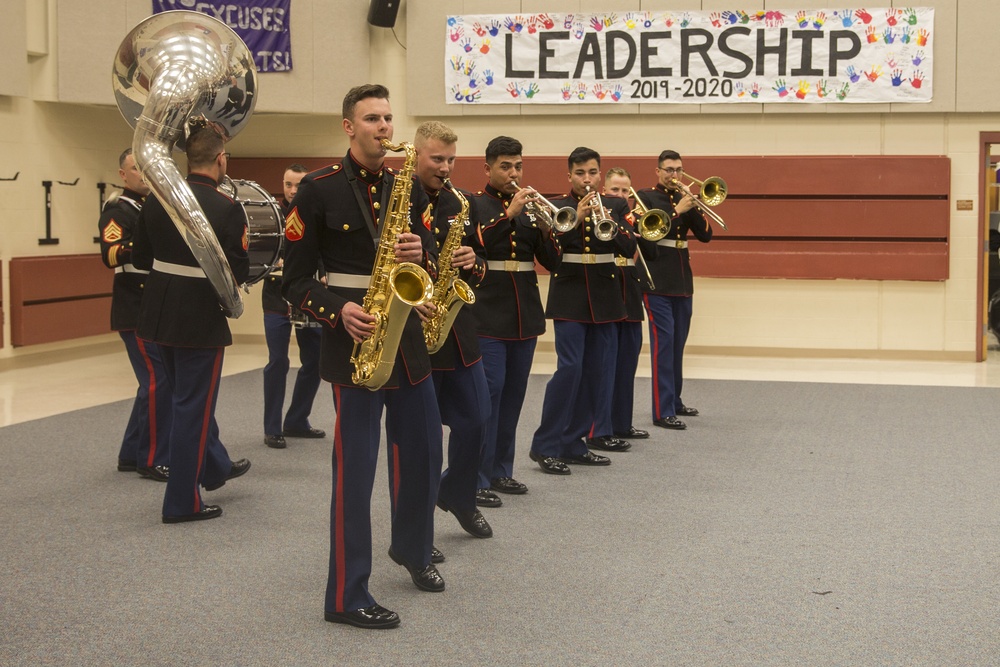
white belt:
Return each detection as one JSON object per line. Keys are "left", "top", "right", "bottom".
{"left": 326, "top": 272, "right": 371, "bottom": 289}
{"left": 561, "top": 253, "right": 614, "bottom": 265}
{"left": 486, "top": 260, "right": 535, "bottom": 272}
{"left": 615, "top": 257, "right": 635, "bottom": 267}
{"left": 153, "top": 259, "right": 206, "bottom": 278}
{"left": 657, "top": 239, "right": 688, "bottom": 249}
{"left": 114, "top": 264, "right": 149, "bottom": 275}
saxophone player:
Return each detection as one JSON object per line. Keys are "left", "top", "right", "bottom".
{"left": 282, "top": 85, "right": 443, "bottom": 630}
{"left": 412, "top": 121, "right": 492, "bottom": 544}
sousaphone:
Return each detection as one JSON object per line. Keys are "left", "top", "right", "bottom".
{"left": 112, "top": 10, "right": 258, "bottom": 318}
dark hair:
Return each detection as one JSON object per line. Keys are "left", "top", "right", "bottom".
{"left": 568, "top": 146, "right": 600, "bottom": 170}
{"left": 342, "top": 84, "right": 389, "bottom": 120}
{"left": 186, "top": 126, "right": 225, "bottom": 169}
{"left": 118, "top": 148, "right": 133, "bottom": 168}
{"left": 658, "top": 150, "right": 682, "bottom": 164}
{"left": 485, "top": 136, "right": 523, "bottom": 164}
{"left": 285, "top": 163, "right": 308, "bottom": 174}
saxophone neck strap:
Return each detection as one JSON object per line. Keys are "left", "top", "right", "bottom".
{"left": 341, "top": 158, "right": 391, "bottom": 244}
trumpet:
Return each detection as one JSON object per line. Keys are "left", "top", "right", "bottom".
{"left": 512, "top": 181, "right": 578, "bottom": 233}
{"left": 670, "top": 173, "right": 728, "bottom": 231}
{"left": 627, "top": 187, "right": 671, "bottom": 242}
{"left": 589, "top": 187, "right": 619, "bottom": 242}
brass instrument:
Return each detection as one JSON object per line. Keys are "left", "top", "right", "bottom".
{"left": 627, "top": 187, "right": 671, "bottom": 242}
{"left": 349, "top": 140, "right": 434, "bottom": 390}
{"left": 422, "top": 179, "right": 476, "bottom": 354}
{"left": 112, "top": 10, "right": 258, "bottom": 318}
{"left": 670, "top": 173, "right": 728, "bottom": 230}
{"left": 589, "top": 186, "right": 619, "bottom": 242}
{"left": 511, "top": 181, "right": 578, "bottom": 233}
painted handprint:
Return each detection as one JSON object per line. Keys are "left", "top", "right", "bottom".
{"left": 916, "top": 28, "right": 930, "bottom": 46}
{"left": 735, "top": 82, "right": 745, "bottom": 98}
{"left": 524, "top": 83, "right": 540, "bottom": 99}
{"left": 449, "top": 56, "right": 464, "bottom": 72}
{"left": 735, "top": 10, "right": 750, "bottom": 24}
{"left": 563, "top": 15, "right": 574, "bottom": 29}
{"left": 506, "top": 82, "right": 520, "bottom": 98}
{"left": 679, "top": 13, "right": 693, "bottom": 28}
{"left": 664, "top": 13, "right": 675, "bottom": 28}
{"left": 590, "top": 16, "right": 605, "bottom": 31}
{"left": 573, "top": 23, "right": 585, "bottom": 40}
{"left": 813, "top": 12, "right": 826, "bottom": 29}
{"left": 472, "top": 22, "right": 486, "bottom": 37}
{"left": 711, "top": 11, "right": 724, "bottom": 28}
{"left": 864, "top": 65, "right": 882, "bottom": 82}
{"left": 846, "top": 65, "right": 861, "bottom": 83}
{"left": 911, "top": 51, "right": 924, "bottom": 66}
{"left": 910, "top": 70, "right": 924, "bottom": 89}
{"left": 721, "top": 10, "right": 739, "bottom": 25}
{"left": 796, "top": 11, "right": 809, "bottom": 28}
{"left": 891, "top": 70, "right": 904, "bottom": 86}
{"left": 883, "top": 28, "right": 895, "bottom": 44}
{"left": 642, "top": 12, "right": 653, "bottom": 28}
{"left": 464, "top": 89, "right": 481, "bottom": 103}
{"left": 593, "top": 84, "right": 607, "bottom": 100}
{"left": 885, "top": 8, "right": 899, "bottom": 26}
{"left": 773, "top": 79, "right": 789, "bottom": 98}
{"left": 886, "top": 56, "right": 898, "bottom": 69}
{"left": 450, "top": 85, "right": 464, "bottom": 102}
{"left": 749, "top": 82, "right": 760, "bottom": 99}
{"left": 765, "top": 11, "right": 786, "bottom": 27}
{"left": 561, "top": 83, "right": 572, "bottom": 101}
{"left": 604, "top": 13, "right": 618, "bottom": 27}
{"left": 855, "top": 8, "right": 873, "bottom": 24}
{"left": 447, "top": 17, "right": 459, "bottom": 27}
{"left": 577, "top": 83, "right": 588, "bottom": 100}
{"left": 836, "top": 83, "right": 850, "bottom": 101}
{"left": 482, "top": 69, "right": 494, "bottom": 86}
{"left": 839, "top": 9, "right": 855, "bottom": 27}
{"left": 610, "top": 84, "right": 624, "bottom": 101}
{"left": 795, "top": 81, "right": 810, "bottom": 100}
{"left": 901, "top": 27, "right": 911, "bottom": 44}
{"left": 460, "top": 37, "right": 473, "bottom": 53}
{"left": 904, "top": 8, "right": 918, "bottom": 25}
{"left": 866, "top": 26, "right": 878, "bottom": 44}
{"left": 480, "top": 39, "right": 491, "bottom": 55}
{"left": 488, "top": 20, "right": 501, "bottom": 37}
{"left": 526, "top": 16, "right": 538, "bottom": 34}
{"left": 816, "top": 79, "right": 830, "bottom": 98}
{"left": 449, "top": 27, "right": 463, "bottom": 42}
{"left": 538, "top": 13, "right": 555, "bottom": 29}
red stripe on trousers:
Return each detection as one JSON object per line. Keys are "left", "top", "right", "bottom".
{"left": 643, "top": 295, "right": 662, "bottom": 420}
{"left": 332, "top": 386, "right": 346, "bottom": 612}
{"left": 136, "top": 338, "right": 158, "bottom": 467}
{"left": 193, "top": 348, "right": 223, "bottom": 511}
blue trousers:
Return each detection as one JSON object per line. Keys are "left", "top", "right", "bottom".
{"left": 611, "top": 320, "right": 643, "bottom": 435}
{"left": 643, "top": 294, "right": 693, "bottom": 420}
{"left": 157, "top": 345, "right": 234, "bottom": 518}
{"left": 325, "top": 371, "right": 443, "bottom": 614}
{"left": 434, "top": 362, "right": 490, "bottom": 513}
{"left": 531, "top": 321, "right": 614, "bottom": 458}
{"left": 478, "top": 336, "right": 536, "bottom": 488}
{"left": 263, "top": 312, "right": 323, "bottom": 435}
{"left": 118, "top": 331, "right": 171, "bottom": 468}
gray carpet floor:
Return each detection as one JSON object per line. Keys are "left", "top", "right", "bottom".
{"left": 1, "top": 371, "right": 999, "bottom": 666}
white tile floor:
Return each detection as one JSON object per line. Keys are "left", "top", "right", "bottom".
{"left": 3, "top": 333, "right": 1000, "bottom": 427}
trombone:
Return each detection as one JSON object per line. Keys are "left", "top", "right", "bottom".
{"left": 670, "top": 173, "right": 728, "bottom": 231}
{"left": 512, "top": 181, "right": 578, "bottom": 233}
{"left": 627, "top": 187, "right": 671, "bottom": 242}
{"left": 589, "top": 186, "right": 619, "bottom": 241}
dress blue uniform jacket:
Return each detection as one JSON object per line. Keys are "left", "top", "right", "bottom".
{"left": 468, "top": 184, "right": 561, "bottom": 340}
{"left": 634, "top": 184, "right": 713, "bottom": 296}
{"left": 99, "top": 188, "right": 147, "bottom": 331}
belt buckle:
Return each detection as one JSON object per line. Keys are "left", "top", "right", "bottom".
{"left": 677, "top": 241, "right": 688, "bottom": 249}
{"left": 615, "top": 257, "right": 628, "bottom": 267}
{"left": 504, "top": 259, "right": 519, "bottom": 272}
{"left": 581, "top": 253, "right": 596, "bottom": 265}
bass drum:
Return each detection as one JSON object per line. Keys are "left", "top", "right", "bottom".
{"left": 220, "top": 177, "right": 284, "bottom": 285}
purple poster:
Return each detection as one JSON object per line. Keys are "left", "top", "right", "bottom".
{"left": 152, "top": 0, "right": 292, "bottom": 72}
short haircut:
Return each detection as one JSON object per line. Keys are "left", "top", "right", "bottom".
{"left": 485, "top": 136, "right": 522, "bottom": 164}
{"left": 606, "top": 167, "right": 631, "bottom": 180}
{"left": 414, "top": 120, "right": 458, "bottom": 148}
{"left": 186, "top": 126, "right": 225, "bottom": 169}
{"left": 285, "top": 163, "right": 308, "bottom": 174}
{"left": 342, "top": 84, "right": 389, "bottom": 120}
{"left": 118, "top": 148, "right": 133, "bottom": 168}
{"left": 658, "top": 150, "right": 682, "bottom": 164}
{"left": 568, "top": 146, "right": 601, "bottom": 170}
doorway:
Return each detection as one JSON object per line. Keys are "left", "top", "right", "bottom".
{"left": 979, "top": 133, "right": 1000, "bottom": 360}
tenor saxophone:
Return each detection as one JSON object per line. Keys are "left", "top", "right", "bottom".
{"left": 423, "top": 179, "right": 476, "bottom": 354}
{"left": 349, "top": 140, "right": 434, "bottom": 390}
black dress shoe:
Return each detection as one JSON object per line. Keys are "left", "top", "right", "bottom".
{"left": 614, "top": 426, "right": 650, "bottom": 440}
{"left": 204, "top": 458, "right": 252, "bottom": 491}
{"left": 162, "top": 505, "right": 222, "bottom": 524}
{"left": 677, "top": 405, "right": 700, "bottom": 417}
{"left": 264, "top": 434, "right": 287, "bottom": 449}
{"left": 137, "top": 465, "right": 169, "bottom": 482}
{"left": 437, "top": 500, "right": 493, "bottom": 538}
{"left": 325, "top": 604, "right": 400, "bottom": 629}
{"left": 387, "top": 548, "right": 445, "bottom": 592}
{"left": 585, "top": 436, "right": 632, "bottom": 452}
{"left": 118, "top": 459, "right": 137, "bottom": 472}
{"left": 283, "top": 427, "right": 326, "bottom": 439}
{"left": 654, "top": 416, "right": 687, "bottom": 430}
{"left": 490, "top": 477, "right": 528, "bottom": 495}
{"left": 559, "top": 451, "right": 611, "bottom": 466}
{"left": 475, "top": 489, "right": 503, "bottom": 508}
{"left": 529, "top": 450, "right": 571, "bottom": 475}
{"left": 431, "top": 546, "right": 446, "bottom": 564}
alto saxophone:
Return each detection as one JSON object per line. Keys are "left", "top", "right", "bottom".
{"left": 349, "top": 140, "right": 434, "bottom": 390}
{"left": 423, "top": 179, "right": 476, "bottom": 353}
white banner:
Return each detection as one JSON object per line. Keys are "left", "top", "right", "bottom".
{"left": 444, "top": 8, "right": 933, "bottom": 105}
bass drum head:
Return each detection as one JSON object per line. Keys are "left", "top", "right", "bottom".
{"left": 223, "top": 178, "right": 284, "bottom": 286}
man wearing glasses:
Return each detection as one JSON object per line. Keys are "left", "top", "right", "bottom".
{"left": 633, "top": 150, "right": 713, "bottom": 431}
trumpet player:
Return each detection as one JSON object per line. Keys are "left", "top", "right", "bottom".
{"left": 282, "top": 84, "right": 443, "bottom": 630}
{"left": 634, "top": 150, "right": 713, "bottom": 431}
{"left": 529, "top": 147, "right": 636, "bottom": 475}
{"left": 470, "top": 136, "right": 561, "bottom": 500}
{"left": 412, "top": 121, "right": 493, "bottom": 543}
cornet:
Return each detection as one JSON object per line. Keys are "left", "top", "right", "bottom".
{"left": 512, "top": 181, "right": 578, "bottom": 233}
{"left": 669, "top": 173, "right": 728, "bottom": 231}
{"left": 588, "top": 186, "right": 619, "bottom": 242}
{"left": 627, "top": 187, "right": 671, "bottom": 242}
